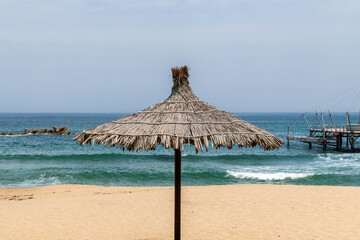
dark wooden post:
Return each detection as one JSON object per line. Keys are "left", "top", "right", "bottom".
{"left": 350, "top": 137, "right": 355, "bottom": 152}
{"left": 339, "top": 133, "right": 343, "bottom": 151}
{"left": 316, "top": 111, "right": 322, "bottom": 129}
{"left": 174, "top": 149, "right": 181, "bottom": 240}
{"left": 302, "top": 113, "right": 311, "bottom": 130}
{"left": 287, "top": 126, "right": 290, "bottom": 147}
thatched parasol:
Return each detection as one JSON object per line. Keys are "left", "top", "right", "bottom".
{"left": 74, "top": 66, "right": 283, "bottom": 240}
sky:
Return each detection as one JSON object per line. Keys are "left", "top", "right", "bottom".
{"left": 0, "top": 0, "right": 360, "bottom": 113}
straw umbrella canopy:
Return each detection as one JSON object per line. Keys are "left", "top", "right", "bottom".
{"left": 74, "top": 65, "right": 283, "bottom": 240}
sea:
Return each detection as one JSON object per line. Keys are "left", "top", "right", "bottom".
{"left": 0, "top": 112, "right": 359, "bottom": 188}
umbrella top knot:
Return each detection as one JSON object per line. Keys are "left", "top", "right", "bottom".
{"left": 172, "top": 65, "right": 189, "bottom": 87}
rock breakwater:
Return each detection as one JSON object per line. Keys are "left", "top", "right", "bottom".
{"left": 1, "top": 126, "right": 75, "bottom": 136}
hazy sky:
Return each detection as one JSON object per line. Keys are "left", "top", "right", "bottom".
{"left": 1, "top": 0, "right": 360, "bottom": 113}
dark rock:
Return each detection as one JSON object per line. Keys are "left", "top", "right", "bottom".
{"left": 1, "top": 132, "right": 15, "bottom": 135}
{"left": 59, "top": 126, "right": 69, "bottom": 135}
{"left": 53, "top": 126, "right": 60, "bottom": 133}
{"left": 36, "top": 128, "right": 47, "bottom": 134}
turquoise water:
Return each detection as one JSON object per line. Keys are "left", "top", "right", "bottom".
{"left": 0, "top": 113, "right": 359, "bottom": 187}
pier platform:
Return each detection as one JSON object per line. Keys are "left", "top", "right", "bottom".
{"left": 287, "top": 112, "right": 360, "bottom": 151}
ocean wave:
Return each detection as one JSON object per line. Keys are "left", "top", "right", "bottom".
{"left": 0, "top": 152, "right": 312, "bottom": 162}
{"left": 0, "top": 174, "right": 62, "bottom": 188}
{"left": 317, "top": 153, "right": 360, "bottom": 161}
{"left": 0, "top": 153, "right": 173, "bottom": 161}
{"left": 315, "top": 153, "right": 360, "bottom": 168}
{"left": 226, "top": 170, "right": 313, "bottom": 180}
{"left": 0, "top": 133, "right": 34, "bottom": 137}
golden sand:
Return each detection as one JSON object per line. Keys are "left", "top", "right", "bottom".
{"left": 1, "top": 184, "right": 360, "bottom": 240}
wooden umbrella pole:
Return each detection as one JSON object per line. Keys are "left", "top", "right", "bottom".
{"left": 174, "top": 149, "right": 181, "bottom": 240}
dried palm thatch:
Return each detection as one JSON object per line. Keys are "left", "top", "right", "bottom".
{"left": 74, "top": 66, "right": 283, "bottom": 152}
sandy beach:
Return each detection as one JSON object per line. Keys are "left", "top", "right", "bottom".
{"left": 0, "top": 184, "right": 359, "bottom": 240}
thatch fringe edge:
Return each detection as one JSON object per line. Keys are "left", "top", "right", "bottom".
{"left": 82, "top": 131, "right": 279, "bottom": 138}
{"left": 74, "top": 132, "right": 284, "bottom": 153}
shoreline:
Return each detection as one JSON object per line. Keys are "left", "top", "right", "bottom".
{"left": 2, "top": 182, "right": 360, "bottom": 189}
{"left": 1, "top": 184, "right": 360, "bottom": 239}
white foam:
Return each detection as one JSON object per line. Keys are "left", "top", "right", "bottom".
{"left": 318, "top": 153, "right": 360, "bottom": 161}
{"left": 0, "top": 133, "right": 33, "bottom": 137}
{"left": 315, "top": 153, "right": 360, "bottom": 168}
{"left": 226, "top": 170, "right": 312, "bottom": 180}
{"left": 2, "top": 175, "right": 62, "bottom": 188}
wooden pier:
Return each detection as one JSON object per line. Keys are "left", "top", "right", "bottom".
{"left": 287, "top": 112, "right": 360, "bottom": 151}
